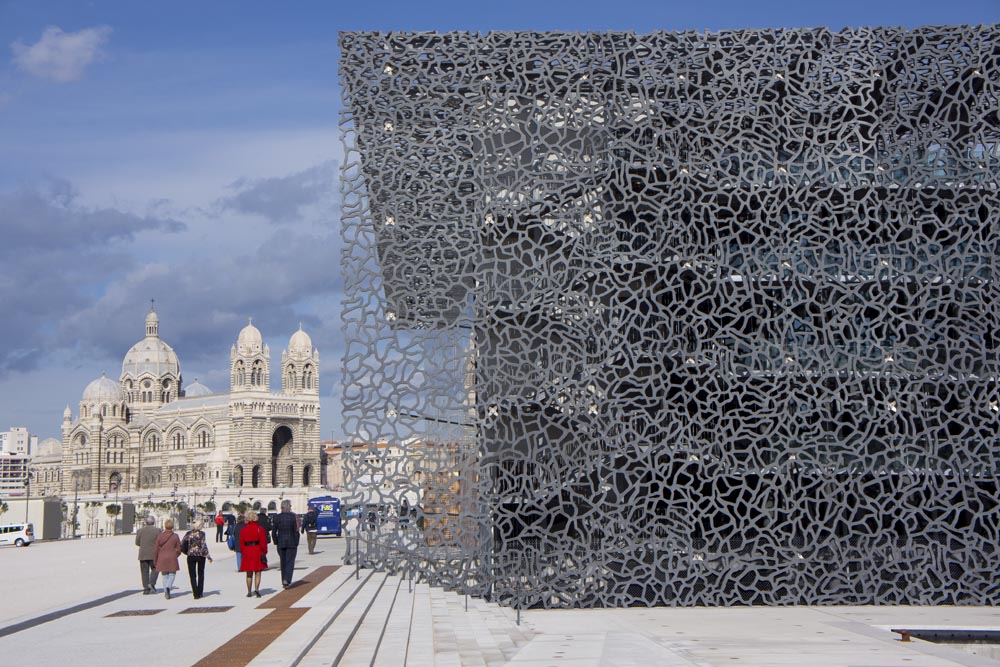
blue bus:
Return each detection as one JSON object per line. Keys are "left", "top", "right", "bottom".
{"left": 308, "top": 496, "right": 342, "bottom": 537}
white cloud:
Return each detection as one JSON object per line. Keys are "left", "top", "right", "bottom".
{"left": 11, "top": 25, "right": 112, "bottom": 82}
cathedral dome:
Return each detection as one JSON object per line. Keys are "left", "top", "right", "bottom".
{"left": 237, "top": 318, "right": 263, "bottom": 353}
{"left": 122, "top": 337, "right": 181, "bottom": 378}
{"left": 184, "top": 378, "right": 213, "bottom": 397}
{"left": 122, "top": 306, "right": 180, "bottom": 379}
{"left": 37, "top": 437, "right": 62, "bottom": 457}
{"left": 83, "top": 373, "right": 124, "bottom": 403}
{"left": 288, "top": 324, "right": 313, "bottom": 355}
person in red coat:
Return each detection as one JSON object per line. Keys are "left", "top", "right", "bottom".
{"left": 239, "top": 510, "right": 268, "bottom": 598}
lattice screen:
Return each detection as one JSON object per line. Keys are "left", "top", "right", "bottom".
{"left": 340, "top": 27, "right": 1000, "bottom": 606}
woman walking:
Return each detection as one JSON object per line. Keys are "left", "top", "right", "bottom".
{"left": 181, "top": 520, "right": 214, "bottom": 599}
{"left": 239, "top": 510, "right": 268, "bottom": 598}
{"left": 153, "top": 518, "right": 182, "bottom": 599}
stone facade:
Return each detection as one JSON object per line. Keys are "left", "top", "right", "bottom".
{"left": 60, "top": 307, "right": 322, "bottom": 497}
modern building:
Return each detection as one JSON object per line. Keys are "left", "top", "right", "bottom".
{"left": 0, "top": 427, "right": 36, "bottom": 456}
{"left": 341, "top": 26, "right": 1000, "bottom": 606}
{"left": 0, "top": 452, "right": 29, "bottom": 495}
{"left": 59, "top": 306, "right": 323, "bottom": 499}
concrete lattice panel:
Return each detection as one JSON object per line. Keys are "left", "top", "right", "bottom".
{"left": 340, "top": 27, "right": 1000, "bottom": 607}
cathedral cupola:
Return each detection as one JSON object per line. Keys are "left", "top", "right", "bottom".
{"left": 145, "top": 304, "right": 159, "bottom": 337}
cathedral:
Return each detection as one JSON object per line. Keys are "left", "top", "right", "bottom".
{"left": 59, "top": 306, "right": 321, "bottom": 497}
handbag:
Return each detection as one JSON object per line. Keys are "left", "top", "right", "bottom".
{"left": 260, "top": 554, "right": 268, "bottom": 567}
{"left": 227, "top": 534, "right": 235, "bottom": 551}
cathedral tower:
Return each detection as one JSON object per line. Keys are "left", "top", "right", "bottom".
{"left": 281, "top": 324, "right": 319, "bottom": 395}
{"left": 231, "top": 318, "right": 270, "bottom": 392}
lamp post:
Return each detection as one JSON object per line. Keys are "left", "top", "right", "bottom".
{"left": 23, "top": 467, "right": 30, "bottom": 523}
{"left": 96, "top": 416, "right": 104, "bottom": 494}
{"left": 72, "top": 480, "right": 80, "bottom": 539}
{"left": 113, "top": 480, "right": 120, "bottom": 535}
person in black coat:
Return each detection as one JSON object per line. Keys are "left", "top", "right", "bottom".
{"left": 271, "top": 500, "right": 300, "bottom": 588}
{"left": 302, "top": 507, "right": 319, "bottom": 555}
{"left": 258, "top": 509, "right": 272, "bottom": 544}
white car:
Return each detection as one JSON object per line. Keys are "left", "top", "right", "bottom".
{"left": 0, "top": 523, "right": 34, "bottom": 547}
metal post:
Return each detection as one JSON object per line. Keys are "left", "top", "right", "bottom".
{"left": 24, "top": 475, "right": 29, "bottom": 523}
{"left": 72, "top": 482, "right": 79, "bottom": 539}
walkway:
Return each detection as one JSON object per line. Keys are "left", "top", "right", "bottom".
{"left": 1, "top": 536, "right": 999, "bottom": 666}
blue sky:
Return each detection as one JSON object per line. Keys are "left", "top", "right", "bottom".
{"left": 0, "top": 0, "right": 996, "bottom": 442}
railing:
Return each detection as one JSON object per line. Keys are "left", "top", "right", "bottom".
{"left": 345, "top": 522, "right": 537, "bottom": 625}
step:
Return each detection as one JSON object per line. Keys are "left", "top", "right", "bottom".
{"left": 339, "top": 576, "right": 403, "bottom": 667}
{"left": 473, "top": 599, "right": 530, "bottom": 660}
{"left": 292, "top": 564, "right": 360, "bottom": 609}
{"left": 429, "top": 587, "right": 464, "bottom": 667}
{"left": 372, "top": 577, "right": 415, "bottom": 667}
{"left": 404, "top": 583, "right": 434, "bottom": 666}
{"left": 297, "top": 572, "right": 388, "bottom": 667}
{"left": 248, "top": 569, "right": 377, "bottom": 667}
{"left": 451, "top": 597, "right": 506, "bottom": 666}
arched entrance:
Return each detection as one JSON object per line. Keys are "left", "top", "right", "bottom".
{"left": 303, "top": 464, "right": 313, "bottom": 487}
{"left": 109, "top": 471, "right": 122, "bottom": 491}
{"left": 233, "top": 465, "right": 243, "bottom": 487}
{"left": 251, "top": 465, "right": 261, "bottom": 488}
{"left": 271, "top": 425, "right": 293, "bottom": 487}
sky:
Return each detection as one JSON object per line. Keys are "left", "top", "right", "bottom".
{"left": 0, "top": 0, "right": 996, "bottom": 442}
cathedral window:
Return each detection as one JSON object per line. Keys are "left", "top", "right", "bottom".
{"left": 173, "top": 433, "right": 184, "bottom": 450}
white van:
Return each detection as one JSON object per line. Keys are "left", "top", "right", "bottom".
{"left": 0, "top": 523, "right": 33, "bottom": 547}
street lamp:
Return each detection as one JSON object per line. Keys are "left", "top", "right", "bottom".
{"left": 23, "top": 467, "right": 30, "bottom": 523}
{"left": 72, "top": 480, "right": 80, "bottom": 539}
{"left": 113, "top": 478, "right": 120, "bottom": 535}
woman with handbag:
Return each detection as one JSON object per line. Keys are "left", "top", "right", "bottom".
{"left": 153, "top": 518, "right": 182, "bottom": 600}
{"left": 181, "top": 520, "right": 214, "bottom": 599}
{"left": 239, "top": 510, "right": 268, "bottom": 598}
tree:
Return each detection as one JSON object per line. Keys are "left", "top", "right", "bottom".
{"left": 0, "top": 501, "right": 8, "bottom": 520}
{"left": 105, "top": 503, "right": 121, "bottom": 518}
{"left": 200, "top": 500, "right": 217, "bottom": 513}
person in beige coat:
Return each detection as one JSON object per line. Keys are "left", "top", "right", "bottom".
{"left": 135, "top": 515, "right": 162, "bottom": 594}
{"left": 153, "top": 519, "right": 182, "bottom": 599}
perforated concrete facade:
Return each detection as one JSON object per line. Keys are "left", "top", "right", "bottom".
{"left": 341, "top": 26, "right": 1000, "bottom": 606}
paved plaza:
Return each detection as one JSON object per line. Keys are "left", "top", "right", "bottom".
{"left": 2, "top": 536, "right": 1000, "bottom": 666}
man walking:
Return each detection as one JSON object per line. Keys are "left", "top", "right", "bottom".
{"left": 302, "top": 506, "right": 318, "bottom": 555}
{"left": 135, "top": 515, "right": 162, "bottom": 594}
{"left": 233, "top": 513, "right": 246, "bottom": 572}
{"left": 258, "top": 508, "right": 272, "bottom": 544}
{"left": 271, "top": 499, "right": 300, "bottom": 588}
